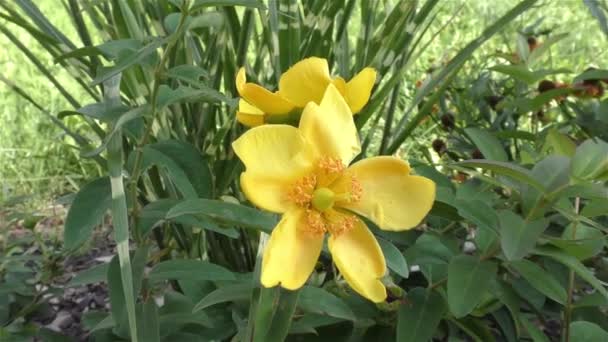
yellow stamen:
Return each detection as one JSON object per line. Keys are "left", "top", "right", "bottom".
{"left": 303, "top": 209, "right": 327, "bottom": 236}
{"left": 318, "top": 156, "right": 344, "bottom": 174}
{"left": 287, "top": 175, "right": 316, "bottom": 207}
{"left": 326, "top": 211, "right": 356, "bottom": 236}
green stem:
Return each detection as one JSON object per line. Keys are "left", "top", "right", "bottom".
{"left": 563, "top": 197, "right": 580, "bottom": 342}
{"left": 107, "top": 132, "right": 138, "bottom": 342}
{"left": 127, "top": 3, "right": 190, "bottom": 237}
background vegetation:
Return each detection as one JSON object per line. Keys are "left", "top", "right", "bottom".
{"left": 1, "top": 0, "right": 607, "bottom": 341}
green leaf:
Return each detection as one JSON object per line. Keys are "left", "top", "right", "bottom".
{"left": 569, "top": 321, "right": 608, "bottom": 342}
{"left": 187, "top": 0, "right": 266, "bottom": 10}
{"left": 68, "top": 263, "right": 110, "bottom": 287}
{"left": 509, "top": 259, "right": 567, "bottom": 304}
{"left": 528, "top": 33, "right": 569, "bottom": 65}
{"left": 573, "top": 68, "right": 608, "bottom": 83}
{"left": 534, "top": 246, "right": 608, "bottom": 300}
{"left": 148, "top": 259, "right": 235, "bottom": 282}
{"left": 571, "top": 139, "right": 608, "bottom": 181}
{"left": 543, "top": 129, "right": 576, "bottom": 157}
{"left": 166, "top": 199, "right": 277, "bottom": 232}
{"left": 447, "top": 255, "right": 498, "bottom": 318}
{"left": 156, "top": 85, "right": 230, "bottom": 108}
{"left": 289, "top": 314, "right": 345, "bottom": 335}
{"left": 499, "top": 211, "right": 547, "bottom": 261}
{"left": 455, "top": 199, "right": 499, "bottom": 233}
{"left": 128, "top": 140, "right": 212, "bottom": 199}
{"left": 520, "top": 318, "right": 549, "bottom": 342}
{"left": 138, "top": 199, "right": 239, "bottom": 238}
{"left": 299, "top": 286, "right": 356, "bottom": 321}
{"left": 64, "top": 177, "right": 111, "bottom": 251}
{"left": 465, "top": 128, "right": 508, "bottom": 162}
{"left": 550, "top": 223, "right": 605, "bottom": 260}
{"left": 397, "top": 287, "right": 447, "bottom": 342}
{"left": 490, "top": 65, "right": 570, "bottom": 84}
{"left": 192, "top": 283, "right": 252, "bottom": 312}
{"left": 377, "top": 237, "right": 409, "bottom": 278}
{"left": 137, "top": 301, "right": 160, "bottom": 342}
{"left": 457, "top": 160, "right": 545, "bottom": 192}
{"left": 167, "top": 65, "right": 209, "bottom": 84}
{"left": 91, "top": 37, "right": 169, "bottom": 86}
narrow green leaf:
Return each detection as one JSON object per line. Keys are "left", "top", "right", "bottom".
{"left": 299, "top": 286, "right": 356, "bottom": 321}
{"left": 91, "top": 37, "right": 169, "bottom": 86}
{"left": 550, "top": 223, "right": 605, "bottom": 260}
{"left": 534, "top": 246, "right": 608, "bottom": 300}
{"left": 192, "top": 283, "right": 252, "bottom": 312}
{"left": 457, "top": 160, "right": 545, "bottom": 192}
{"left": 137, "top": 301, "right": 160, "bottom": 342}
{"left": 156, "top": 85, "right": 230, "bottom": 108}
{"left": 520, "top": 317, "right": 550, "bottom": 342}
{"left": 509, "top": 259, "right": 567, "bottom": 304}
{"left": 68, "top": 263, "right": 110, "bottom": 287}
{"left": 166, "top": 199, "right": 277, "bottom": 232}
{"left": 148, "top": 259, "right": 235, "bottom": 282}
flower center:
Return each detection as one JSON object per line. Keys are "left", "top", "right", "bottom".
{"left": 311, "top": 187, "right": 335, "bottom": 212}
{"left": 286, "top": 157, "right": 363, "bottom": 237}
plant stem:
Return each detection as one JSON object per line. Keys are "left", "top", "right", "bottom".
{"left": 107, "top": 132, "right": 138, "bottom": 342}
{"left": 127, "top": 3, "right": 190, "bottom": 236}
{"left": 563, "top": 197, "right": 580, "bottom": 342}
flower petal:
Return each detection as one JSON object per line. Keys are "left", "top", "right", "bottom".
{"left": 341, "top": 156, "right": 436, "bottom": 230}
{"left": 331, "top": 77, "right": 347, "bottom": 96}
{"left": 299, "top": 84, "right": 361, "bottom": 165}
{"left": 261, "top": 209, "right": 324, "bottom": 290}
{"left": 236, "top": 68, "right": 295, "bottom": 114}
{"left": 232, "top": 125, "right": 314, "bottom": 179}
{"left": 232, "top": 125, "right": 315, "bottom": 212}
{"left": 345, "top": 67, "right": 376, "bottom": 113}
{"left": 278, "top": 57, "right": 332, "bottom": 107}
{"left": 236, "top": 99, "right": 264, "bottom": 127}
{"left": 328, "top": 218, "right": 386, "bottom": 303}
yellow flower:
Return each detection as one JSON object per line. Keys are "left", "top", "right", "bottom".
{"left": 235, "top": 57, "right": 377, "bottom": 127}
{"left": 232, "top": 85, "right": 435, "bottom": 302}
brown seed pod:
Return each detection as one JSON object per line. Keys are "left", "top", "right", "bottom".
{"left": 440, "top": 112, "right": 455, "bottom": 130}
{"left": 432, "top": 139, "right": 447, "bottom": 155}
{"left": 471, "top": 149, "right": 484, "bottom": 159}
{"left": 485, "top": 95, "right": 503, "bottom": 110}
{"left": 538, "top": 79, "right": 556, "bottom": 93}
{"left": 527, "top": 36, "right": 539, "bottom": 51}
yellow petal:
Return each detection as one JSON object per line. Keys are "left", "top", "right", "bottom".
{"left": 345, "top": 67, "right": 376, "bottom": 113}
{"left": 240, "top": 173, "right": 291, "bottom": 213}
{"left": 328, "top": 217, "right": 387, "bottom": 303}
{"left": 299, "top": 84, "right": 361, "bottom": 165}
{"left": 340, "top": 156, "right": 436, "bottom": 230}
{"left": 236, "top": 99, "right": 264, "bottom": 127}
{"left": 237, "top": 112, "right": 264, "bottom": 127}
{"left": 232, "top": 125, "right": 314, "bottom": 179}
{"left": 278, "top": 57, "right": 332, "bottom": 107}
{"left": 236, "top": 67, "right": 295, "bottom": 114}
{"left": 331, "top": 77, "right": 347, "bottom": 96}
{"left": 232, "top": 125, "right": 315, "bottom": 212}
{"left": 261, "top": 209, "right": 324, "bottom": 290}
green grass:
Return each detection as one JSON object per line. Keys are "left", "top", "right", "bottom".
{"left": 0, "top": 0, "right": 604, "bottom": 203}
{"left": 0, "top": 0, "right": 100, "bottom": 203}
